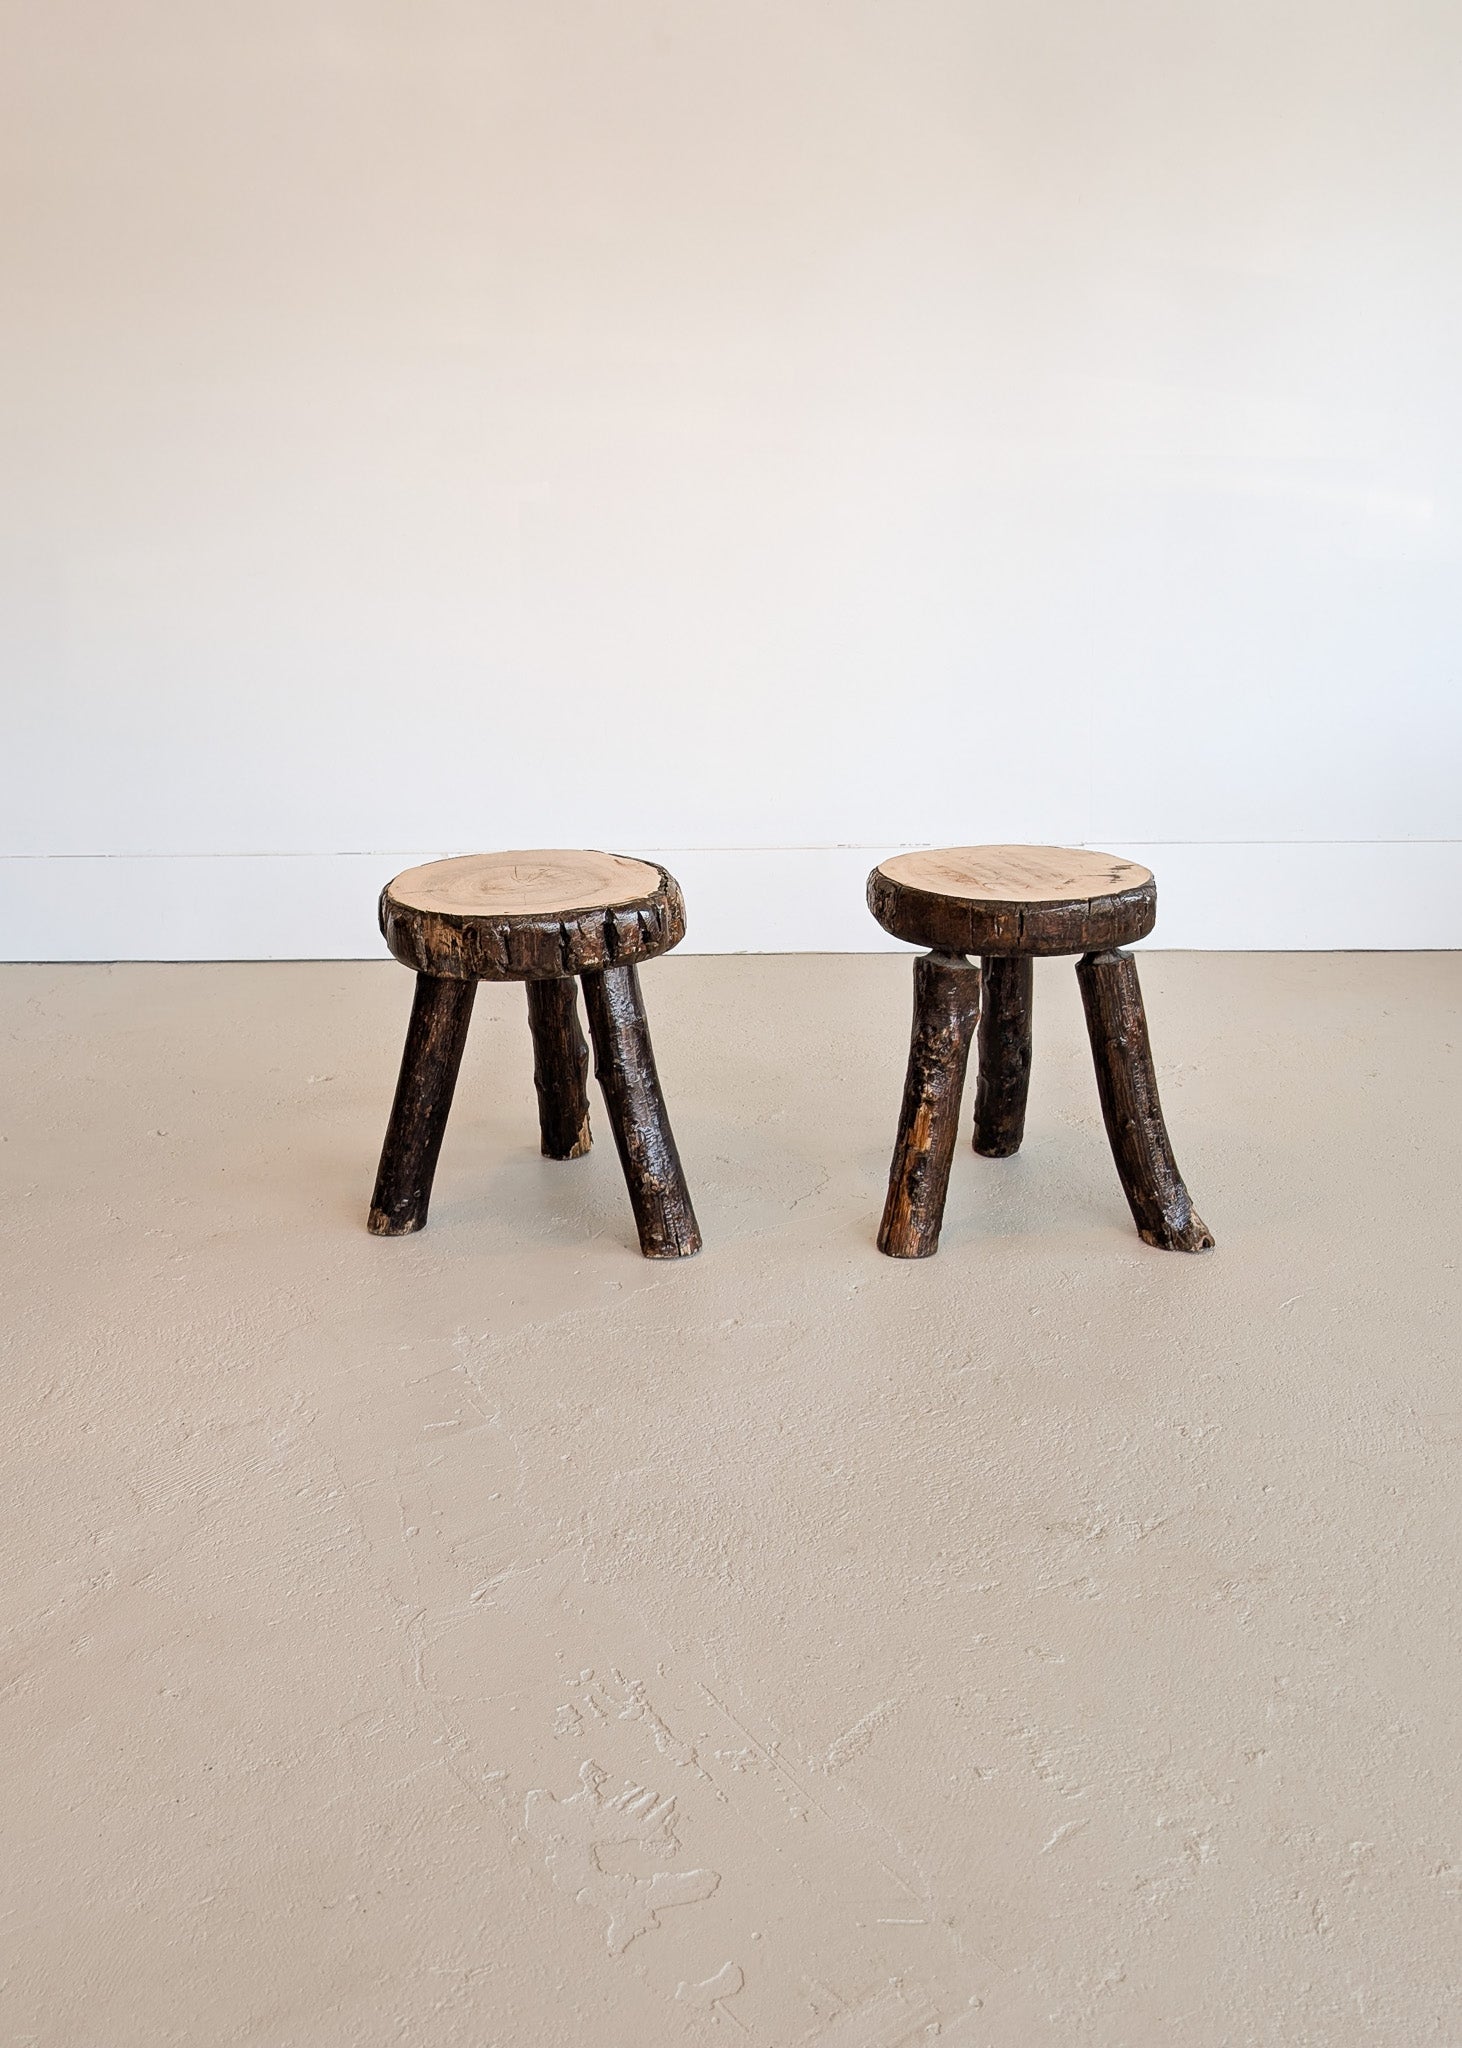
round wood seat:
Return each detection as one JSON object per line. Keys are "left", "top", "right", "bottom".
{"left": 379, "top": 850, "right": 686, "bottom": 982}
{"left": 868, "top": 845, "right": 1156, "bottom": 957}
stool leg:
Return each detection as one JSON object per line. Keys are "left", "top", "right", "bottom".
{"left": 368, "top": 973, "right": 477, "bottom": 1236}
{"left": 525, "top": 977, "right": 592, "bottom": 1160}
{"left": 972, "top": 953, "right": 1034, "bottom": 1157}
{"left": 878, "top": 951, "right": 981, "bottom": 1259}
{"left": 1076, "top": 949, "right": 1214, "bottom": 1252}
{"left": 580, "top": 964, "right": 701, "bottom": 1259}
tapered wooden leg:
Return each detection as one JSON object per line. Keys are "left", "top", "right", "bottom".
{"left": 1076, "top": 949, "right": 1214, "bottom": 1252}
{"left": 368, "top": 973, "right": 477, "bottom": 1236}
{"left": 973, "top": 953, "right": 1034, "bottom": 1157}
{"left": 878, "top": 951, "right": 981, "bottom": 1259}
{"left": 580, "top": 964, "right": 701, "bottom": 1259}
{"left": 525, "top": 977, "right": 592, "bottom": 1160}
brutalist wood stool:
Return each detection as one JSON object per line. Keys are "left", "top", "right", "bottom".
{"left": 867, "top": 846, "right": 1214, "bottom": 1260}
{"left": 369, "top": 850, "right": 700, "bottom": 1258}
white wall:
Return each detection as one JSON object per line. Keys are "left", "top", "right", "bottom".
{"left": 3, "top": 0, "right": 1460, "bottom": 958}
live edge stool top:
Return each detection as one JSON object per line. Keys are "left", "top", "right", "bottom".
{"left": 370, "top": 850, "right": 700, "bottom": 1259}
{"left": 380, "top": 849, "right": 686, "bottom": 981}
{"left": 868, "top": 844, "right": 1156, "bottom": 955}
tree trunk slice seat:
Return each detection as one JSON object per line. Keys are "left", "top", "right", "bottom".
{"left": 868, "top": 845, "right": 1212, "bottom": 1259}
{"left": 868, "top": 844, "right": 1156, "bottom": 956}
{"left": 379, "top": 849, "right": 686, "bottom": 981}
{"left": 370, "top": 850, "right": 699, "bottom": 1259}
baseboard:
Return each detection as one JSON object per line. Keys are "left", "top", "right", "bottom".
{"left": 1, "top": 844, "right": 1459, "bottom": 959}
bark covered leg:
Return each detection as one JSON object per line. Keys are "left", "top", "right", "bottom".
{"left": 581, "top": 964, "right": 701, "bottom": 1259}
{"left": 368, "top": 973, "right": 477, "bottom": 1236}
{"left": 877, "top": 951, "right": 981, "bottom": 1259}
{"left": 1076, "top": 949, "right": 1214, "bottom": 1252}
{"left": 525, "top": 976, "right": 592, "bottom": 1160}
{"left": 973, "top": 953, "right": 1034, "bottom": 1157}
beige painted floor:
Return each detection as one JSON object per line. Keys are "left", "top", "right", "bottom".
{"left": 3, "top": 953, "right": 1461, "bottom": 2048}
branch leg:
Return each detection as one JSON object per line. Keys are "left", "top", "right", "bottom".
{"left": 1076, "top": 949, "right": 1214, "bottom": 1252}
{"left": 973, "top": 953, "right": 1034, "bottom": 1157}
{"left": 525, "top": 977, "right": 592, "bottom": 1159}
{"left": 368, "top": 973, "right": 477, "bottom": 1236}
{"left": 878, "top": 951, "right": 981, "bottom": 1259}
{"left": 581, "top": 964, "right": 701, "bottom": 1259}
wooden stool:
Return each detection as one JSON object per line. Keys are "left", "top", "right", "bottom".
{"left": 867, "top": 846, "right": 1214, "bottom": 1259}
{"left": 369, "top": 850, "right": 700, "bottom": 1259}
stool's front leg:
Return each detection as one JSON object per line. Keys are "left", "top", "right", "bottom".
{"left": 878, "top": 951, "right": 981, "bottom": 1259}
{"left": 1076, "top": 949, "right": 1214, "bottom": 1252}
{"left": 369, "top": 973, "right": 477, "bottom": 1236}
{"left": 973, "top": 953, "right": 1034, "bottom": 1157}
{"left": 525, "top": 976, "right": 592, "bottom": 1160}
{"left": 581, "top": 964, "right": 701, "bottom": 1259}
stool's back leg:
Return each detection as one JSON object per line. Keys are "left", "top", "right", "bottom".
{"left": 581, "top": 964, "right": 701, "bottom": 1259}
{"left": 973, "top": 953, "right": 1034, "bottom": 1157}
{"left": 368, "top": 973, "right": 477, "bottom": 1236}
{"left": 1076, "top": 949, "right": 1214, "bottom": 1252}
{"left": 878, "top": 951, "right": 981, "bottom": 1259}
{"left": 525, "top": 977, "right": 592, "bottom": 1160}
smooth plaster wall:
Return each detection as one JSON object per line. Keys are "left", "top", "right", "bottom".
{"left": 3, "top": 0, "right": 1461, "bottom": 957}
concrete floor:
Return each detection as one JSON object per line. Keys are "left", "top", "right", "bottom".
{"left": 3, "top": 953, "right": 1460, "bottom": 2047}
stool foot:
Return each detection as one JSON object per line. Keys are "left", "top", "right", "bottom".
{"left": 1076, "top": 949, "right": 1214, "bottom": 1253}
{"left": 581, "top": 964, "right": 701, "bottom": 1259}
{"left": 973, "top": 954, "right": 1034, "bottom": 1157}
{"left": 526, "top": 977, "right": 592, "bottom": 1160}
{"left": 368, "top": 973, "right": 477, "bottom": 1236}
{"left": 878, "top": 951, "right": 981, "bottom": 1259}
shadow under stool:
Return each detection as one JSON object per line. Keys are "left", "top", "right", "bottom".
{"left": 867, "top": 845, "right": 1214, "bottom": 1260}
{"left": 369, "top": 850, "right": 700, "bottom": 1258}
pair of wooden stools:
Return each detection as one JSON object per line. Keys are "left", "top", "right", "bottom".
{"left": 369, "top": 845, "right": 1212, "bottom": 1261}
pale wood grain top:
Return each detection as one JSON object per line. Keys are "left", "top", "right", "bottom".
{"left": 876, "top": 845, "right": 1153, "bottom": 905}
{"left": 386, "top": 850, "right": 665, "bottom": 920}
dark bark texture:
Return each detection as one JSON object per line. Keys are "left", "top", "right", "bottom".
{"left": 878, "top": 951, "right": 981, "bottom": 1259}
{"left": 867, "top": 866, "right": 1155, "bottom": 957}
{"left": 525, "top": 977, "right": 592, "bottom": 1160}
{"left": 368, "top": 973, "right": 477, "bottom": 1236}
{"left": 581, "top": 964, "right": 701, "bottom": 1259}
{"left": 1077, "top": 949, "right": 1214, "bottom": 1253}
{"left": 973, "top": 953, "right": 1034, "bottom": 1157}
{"left": 380, "top": 867, "right": 685, "bottom": 982}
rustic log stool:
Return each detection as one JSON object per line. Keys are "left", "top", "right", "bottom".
{"left": 369, "top": 851, "right": 700, "bottom": 1258}
{"left": 867, "top": 846, "right": 1214, "bottom": 1259}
